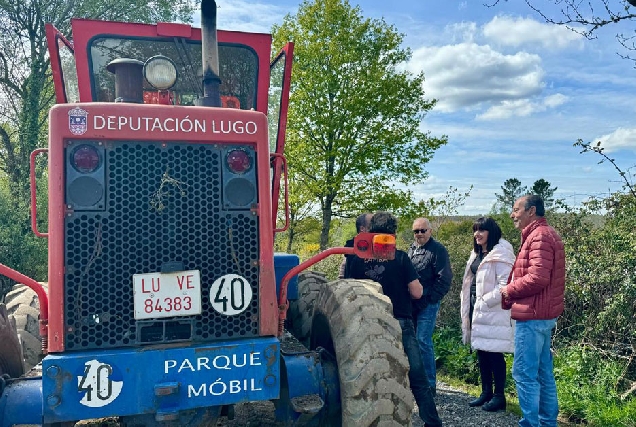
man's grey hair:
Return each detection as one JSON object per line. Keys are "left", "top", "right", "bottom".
{"left": 522, "top": 194, "right": 545, "bottom": 217}
{"left": 413, "top": 217, "right": 431, "bottom": 228}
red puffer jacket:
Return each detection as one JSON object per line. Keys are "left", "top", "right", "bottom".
{"left": 503, "top": 218, "right": 565, "bottom": 320}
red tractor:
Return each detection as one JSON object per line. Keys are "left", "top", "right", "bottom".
{"left": 0, "top": 1, "right": 413, "bottom": 425}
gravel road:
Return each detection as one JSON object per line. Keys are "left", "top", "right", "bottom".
{"left": 222, "top": 381, "right": 521, "bottom": 427}
{"left": 418, "top": 381, "right": 520, "bottom": 427}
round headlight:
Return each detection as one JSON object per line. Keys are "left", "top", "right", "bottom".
{"left": 144, "top": 55, "right": 178, "bottom": 90}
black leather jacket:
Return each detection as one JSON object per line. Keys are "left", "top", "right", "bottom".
{"left": 408, "top": 237, "right": 452, "bottom": 313}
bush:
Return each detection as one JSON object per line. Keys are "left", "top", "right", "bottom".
{"left": 554, "top": 345, "right": 636, "bottom": 426}
{"left": 549, "top": 194, "right": 636, "bottom": 396}
{"left": 433, "top": 326, "right": 479, "bottom": 384}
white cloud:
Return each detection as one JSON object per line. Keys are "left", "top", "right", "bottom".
{"left": 410, "top": 43, "right": 544, "bottom": 112}
{"left": 483, "top": 15, "right": 583, "bottom": 50}
{"left": 445, "top": 22, "right": 478, "bottom": 43}
{"left": 544, "top": 93, "right": 568, "bottom": 108}
{"left": 595, "top": 127, "right": 636, "bottom": 152}
{"left": 477, "top": 99, "right": 535, "bottom": 120}
{"left": 477, "top": 93, "right": 568, "bottom": 120}
{"left": 194, "top": 0, "right": 288, "bottom": 33}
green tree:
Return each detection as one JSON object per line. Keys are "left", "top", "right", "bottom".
{"left": 531, "top": 178, "right": 557, "bottom": 208}
{"left": 0, "top": 0, "right": 196, "bottom": 207}
{"left": 271, "top": 0, "right": 447, "bottom": 250}
{"left": 277, "top": 171, "right": 319, "bottom": 253}
{"left": 494, "top": 178, "right": 527, "bottom": 212}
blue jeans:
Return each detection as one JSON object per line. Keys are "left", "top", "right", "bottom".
{"left": 398, "top": 318, "right": 442, "bottom": 427}
{"left": 513, "top": 319, "right": 559, "bottom": 427}
{"left": 415, "top": 302, "right": 440, "bottom": 389}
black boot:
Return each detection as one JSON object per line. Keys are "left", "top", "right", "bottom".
{"left": 482, "top": 393, "right": 506, "bottom": 412}
{"left": 468, "top": 391, "right": 492, "bottom": 407}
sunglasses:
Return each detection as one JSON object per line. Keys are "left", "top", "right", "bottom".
{"left": 413, "top": 229, "right": 428, "bottom": 234}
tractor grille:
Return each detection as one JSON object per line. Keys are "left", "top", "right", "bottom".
{"left": 64, "top": 142, "right": 260, "bottom": 351}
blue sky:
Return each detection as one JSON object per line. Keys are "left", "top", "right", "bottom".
{"left": 211, "top": 0, "right": 636, "bottom": 214}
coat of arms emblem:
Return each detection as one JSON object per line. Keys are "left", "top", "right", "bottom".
{"left": 68, "top": 107, "right": 88, "bottom": 135}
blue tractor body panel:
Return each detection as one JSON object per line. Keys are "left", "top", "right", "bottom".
{"left": 41, "top": 337, "right": 280, "bottom": 423}
{"left": 0, "top": 377, "right": 43, "bottom": 427}
{"left": 274, "top": 253, "right": 299, "bottom": 300}
{"left": 280, "top": 351, "right": 324, "bottom": 400}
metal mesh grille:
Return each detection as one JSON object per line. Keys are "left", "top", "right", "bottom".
{"left": 64, "top": 142, "right": 259, "bottom": 350}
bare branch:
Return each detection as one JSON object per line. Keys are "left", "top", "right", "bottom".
{"left": 0, "top": 52, "right": 24, "bottom": 98}
{"left": 492, "top": 1, "right": 636, "bottom": 39}
{"left": 0, "top": 125, "right": 17, "bottom": 176}
{"left": 574, "top": 139, "right": 636, "bottom": 198}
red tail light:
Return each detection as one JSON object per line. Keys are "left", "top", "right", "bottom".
{"left": 226, "top": 149, "right": 252, "bottom": 174}
{"left": 72, "top": 145, "right": 101, "bottom": 173}
{"left": 356, "top": 240, "right": 370, "bottom": 252}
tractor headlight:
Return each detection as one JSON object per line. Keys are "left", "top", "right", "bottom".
{"left": 144, "top": 55, "right": 178, "bottom": 90}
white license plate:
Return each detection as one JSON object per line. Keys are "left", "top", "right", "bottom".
{"left": 133, "top": 270, "right": 202, "bottom": 320}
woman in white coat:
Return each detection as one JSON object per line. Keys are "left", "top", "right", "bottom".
{"left": 461, "top": 217, "right": 515, "bottom": 412}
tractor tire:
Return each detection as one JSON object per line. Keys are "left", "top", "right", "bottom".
{"left": 287, "top": 271, "right": 327, "bottom": 347}
{"left": 0, "top": 303, "right": 24, "bottom": 378}
{"left": 5, "top": 283, "right": 47, "bottom": 371}
{"left": 310, "top": 279, "right": 414, "bottom": 427}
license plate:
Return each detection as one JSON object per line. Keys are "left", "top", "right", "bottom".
{"left": 133, "top": 270, "right": 202, "bottom": 320}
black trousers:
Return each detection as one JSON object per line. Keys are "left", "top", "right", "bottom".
{"left": 476, "top": 350, "right": 506, "bottom": 395}
{"left": 398, "top": 318, "right": 442, "bottom": 426}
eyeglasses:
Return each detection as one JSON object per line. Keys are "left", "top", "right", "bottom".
{"left": 413, "top": 229, "right": 428, "bottom": 234}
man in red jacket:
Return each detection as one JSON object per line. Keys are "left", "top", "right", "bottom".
{"left": 500, "top": 195, "right": 565, "bottom": 427}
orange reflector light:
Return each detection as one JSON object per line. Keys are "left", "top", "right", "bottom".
{"left": 372, "top": 234, "right": 396, "bottom": 260}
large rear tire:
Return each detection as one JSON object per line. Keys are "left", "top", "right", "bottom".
{"left": 287, "top": 271, "right": 327, "bottom": 347}
{"left": 5, "top": 283, "right": 46, "bottom": 371}
{"left": 0, "top": 303, "right": 24, "bottom": 378}
{"left": 310, "top": 279, "right": 414, "bottom": 427}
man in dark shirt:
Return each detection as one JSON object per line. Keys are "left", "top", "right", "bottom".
{"left": 408, "top": 217, "right": 453, "bottom": 395}
{"left": 345, "top": 211, "right": 443, "bottom": 427}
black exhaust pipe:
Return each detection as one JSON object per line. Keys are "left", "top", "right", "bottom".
{"left": 106, "top": 59, "right": 144, "bottom": 103}
{"left": 195, "top": 0, "right": 222, "bottom": 107}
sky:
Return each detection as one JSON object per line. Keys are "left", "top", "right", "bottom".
{"left": 210, "top": 0, "right": 636, "bottom": 215}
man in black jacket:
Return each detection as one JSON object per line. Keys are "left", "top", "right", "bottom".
{"left": 409, "top": 217, "right": 452, "bottom": 395}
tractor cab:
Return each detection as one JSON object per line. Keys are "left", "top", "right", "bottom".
{"left": 46, "top": 18, "right": 293, "bottom": 212}
{"left": 46, "top": 19, "right": 288, "bottom": 110}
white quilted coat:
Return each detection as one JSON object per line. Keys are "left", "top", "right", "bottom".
{"left": 460, "top": 239, "right": 516, "bottom": 353}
